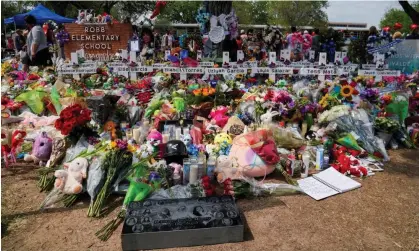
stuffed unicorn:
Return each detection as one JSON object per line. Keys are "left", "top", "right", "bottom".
{"left": 24, "top": 132, "right": 53, "bottom": 166}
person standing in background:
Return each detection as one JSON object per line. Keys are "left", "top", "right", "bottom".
{"left": 311, "top": 28, "right": 321, "bottom": 60}
{"left": 240, "top": 30, "right": 247, "bottom": 42}
{"left": 14, "top": 30, "right": 26, "bottom": 53}
{"left": 7, "top": 36, "right": 14, "bottom": 50}
{"left": 22, "top": 15, "right": 51, "bottom": 72}
{"left": 286, "top": 27, "right": 297, "bottom": 49}
{"left": 236, "top": 35, "right": 243, "bottom": 50}
{"left": 56, "top": 24, "right": 69, "bottom": 59}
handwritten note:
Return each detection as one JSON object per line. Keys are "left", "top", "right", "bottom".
{"left": 297, "top": 177, "right": 339, "bottom": 200}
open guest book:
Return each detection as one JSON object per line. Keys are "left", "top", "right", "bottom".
{"left": 297, "top": 167, "right": 362, "bottom": 200}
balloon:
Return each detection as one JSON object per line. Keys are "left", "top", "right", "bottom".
{"left": 394, "top": 22, "right": 403, "bottom": 30}
{"left": 410, "top": 24, "right": 418, "bottom": 30}
{"left": 42, "top": 24, "right": 48, "bottom": 34}
{"left": 383, "top": 26, "right": 391, "bottom": 32}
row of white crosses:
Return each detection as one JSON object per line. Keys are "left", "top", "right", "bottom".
{"left": 57, "top": 49, "right": 398, "bottom": 81}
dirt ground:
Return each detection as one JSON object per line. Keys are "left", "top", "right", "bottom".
{"left": 2, "top": 149, "right": 419, "bottom": 251}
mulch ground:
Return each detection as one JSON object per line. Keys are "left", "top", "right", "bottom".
{"left": 2, "top": 149, "right": 419, "bottom": 251}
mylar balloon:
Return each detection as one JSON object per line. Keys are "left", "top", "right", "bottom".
{"left": 42, "top": 24, "right": 48, "bottom": 34}
{"left": 394, "top": 22, "right": 403, "bottom": 30}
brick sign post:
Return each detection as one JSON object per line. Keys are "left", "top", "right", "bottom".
{"left": 64, "top": 23, "right": 132, "bottom": 60}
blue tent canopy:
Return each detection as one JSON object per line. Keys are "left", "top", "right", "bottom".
{"left": 4, "top": 4, "right": 75, "bottom": 26}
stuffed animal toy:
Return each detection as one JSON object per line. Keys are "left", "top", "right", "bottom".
{"left": 209, "top": 106, "right": 229, "bottom": 128}
{"left": 2, "top": 130, "right": 26, "bottom": 168}
{"left": 205, "top": 119, "right": 221, "bottom": 133}
{"left": 229, "top": 129, "right": 279, "bottom": 178}
{"left": 86, "top": 13, "right": 93, "bottom": 23}
{"left": 77, "top": 11, "right": 86, "bottom": 24}
{"left": 46, "top": 137, "right": 67, "bottom": 168}
{"left": 95, "top": 15, "right": 102, "bottom": 23}
{"left": 260, "top": 108, "right": 280, "bottom": 125}
{"left": 24, "top": 132, "right": 52, "bottom": 166}
{"left": 215, "top": 155, "right": 242, "bottom": 183}
{"left": 181, "top": 134, "right": 192, "bottom": 147}
{"left": 54, "top": 157, "right": 89, "bottom": 194}
{"left": 214, "top": 133, "right": 232, "bottom": 145}
{"left": 103, "top": 121, "right": 117, "bottom": 140}
{"left": 141, "top": 129, "right": 162, "bottom": 157}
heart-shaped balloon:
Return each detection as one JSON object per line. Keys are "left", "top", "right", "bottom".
{"left": 394, "top": 22, "right": 403, "bottom": 30}
{"left": 410, "top": 24, "right": 418, "bottom": 30}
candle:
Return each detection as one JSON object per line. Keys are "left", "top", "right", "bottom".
{"left": 162, "top": 133, "right": 170, "bottom": 144}
{"left": 175, "top": 127, "right": 182, "bottom": 140}
{"left": 189, "top": 163, "right": 198, "bottom": 184}
{"left": 126, "top": 129, "right": 133, "bottom": 140}
{"left": 183, "top": 127, "right": 189, "bottom": 137}
{"left": 132, "top": 127, "right": 141, "bottom": 142}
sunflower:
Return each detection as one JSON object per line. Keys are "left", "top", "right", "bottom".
{"left": 340, "top": 85, "right": 354, "bottom": 97}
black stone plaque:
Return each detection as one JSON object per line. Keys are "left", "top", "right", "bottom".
{"left": 121, "top": 195, "right": 244, "bottom": 250}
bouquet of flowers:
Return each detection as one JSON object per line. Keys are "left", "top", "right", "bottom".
{"left": 374, "top": 117, "right": 400, "bottom": 134}
{"left": 360, "top": 88, "right": 380, "bottom": 103}
{"left": 54, "top": 104, "right": 92, "bottom": 135}
{"left": 223, "top": 177, "right": 302, "bottom": 198}
{"left": 87, "top": 142, "right": 133, "bottom": 217}
{"left": 96, "top": 160, "right": 154, "bottom": 241}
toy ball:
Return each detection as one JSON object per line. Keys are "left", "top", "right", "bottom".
{"left": 394, "top": 22, "right": 403, "bottom": 30}
{"left": 214, "top": 133, "right": 232, "bottom": 145}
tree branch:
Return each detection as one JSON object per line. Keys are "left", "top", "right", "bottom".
{"left": 399, "top": 0, "right": 419, "bottom": 23}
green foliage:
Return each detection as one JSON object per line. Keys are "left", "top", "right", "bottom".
{"left": 348, "top": 34, "right": 368, "bottom": 64}
{"left": 380, "top": 2, "right": 419, "bottom": 34}
{"left": 159, "top": 1, "right": 202, "bottom": 23}
{"left": 233, "top": 1, "right": 269, "bottom": 24}
{"left": 267, "top": 1, "right": 329, "bottom": 28}
{"left": 113, "top": 1, "right": 155, "bottom": 22}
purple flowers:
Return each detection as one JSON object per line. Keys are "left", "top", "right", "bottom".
{"left": 360, "top": 88, "right": 379, "bottom": 103}
{"left": 299, "top": 103, "right": 317, "bottom": 115}
{"left": 115, "top": 139, "right": 128, "bottom": 150}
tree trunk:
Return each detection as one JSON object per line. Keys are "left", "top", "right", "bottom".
{"left": 399, "top": 0, "right": 419, "bottom": 24}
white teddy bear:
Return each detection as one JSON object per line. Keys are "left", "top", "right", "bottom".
{"left": 54, "top": 157, "right": 88, "bottom": 194}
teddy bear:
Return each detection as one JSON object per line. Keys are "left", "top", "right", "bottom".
{"left": 215, "top": 155, "right": 242, "bottom": 183}
{"left": 24, "top": 132, "right": 52, "bottom": 166}
{"left": 54, "top": 157, "right": 89, "bottom": 194}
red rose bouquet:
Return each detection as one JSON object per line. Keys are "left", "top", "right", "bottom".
{"left": 55, "top": 104, "right": 92, "bottom": 135}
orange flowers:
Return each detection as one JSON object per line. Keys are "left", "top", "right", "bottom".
{"left": 381, "top": 94, "right": 392, "bottom": 104}
{"left": 192, "top": 87, "right": 215, "bottom": 96}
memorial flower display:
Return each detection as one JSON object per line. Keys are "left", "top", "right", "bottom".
{"left": 1, "top": 4, "right": 418, "bottom": 247}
